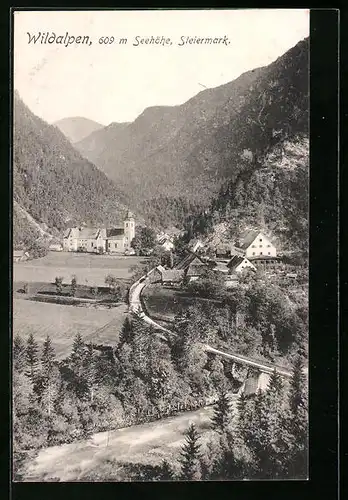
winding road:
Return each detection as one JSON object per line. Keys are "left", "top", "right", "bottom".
{"left": 129, "top": 272, "right": 308, "bottom": 380}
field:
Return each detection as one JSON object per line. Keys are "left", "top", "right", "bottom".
{"left": 13, "top": 252, "right": 147, "bottom": 287}
{"left": 13, "top": 298, "right": 127, "bottom": 358}
{"left": 12, "top": 252, "right": 144, "bottom": 357}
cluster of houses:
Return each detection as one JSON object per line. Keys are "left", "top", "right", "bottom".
{"left": 155, "top": 228, "right": 184, "bottom": 252}
{"left": 154, "top": 230, "right": 282, "bottom": 288}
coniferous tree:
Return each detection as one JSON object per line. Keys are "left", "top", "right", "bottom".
{"left": 200, "top": 439, "right": 218, "bottom": 480}
{"left": 25, "top": 333, "right": 39, "bottom": 381}
{"left": 211, "top": 391, "right": 232, "bottom": 433}
{"left": 70, "top": 333, "right": 86, "bottom": 373}
{"left": 242, "top": 389, "right": 269, "bottom": 477}
{"left": 84, "top": 343, "right": 98, "bottom": 402}
{"left": 159, "top": 459, "right": 175, "bottom": 481}
{"left": 179, "top": 423, "right": 202, "bottom": 480}
{"left": 242, "top": 372, "right": 287, "bottom": 479}
{"left": 119, "top": 316, "right": 134, "bottom": 345}
{"left": 70, "top": 333, "right": 87, "bottom": 397}
{"left": 286, "top": 356, "right": 308, "bottom": 478}
{"left": 13, "top": 335, "right": 27, "bottom": 373}
{"left": 215, "top": 428, "right": 242, "bottom": 479}
{"left": 236, "top": 392, "right": 248, "bottom": 438}
{"left": 40, "top": 336, "right": 58, "bottom": 417}
{"left": 263, "top": 370, "right": 288, "bottom": 478}
{"left": 41, "top": 335, "right": 55, "bottom": 378}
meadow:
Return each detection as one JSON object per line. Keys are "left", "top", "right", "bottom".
{"left": 13, "top": 298, "right": 127, "bottom": 359}
{"left": 13, "top": 252, "right": 147, "bottom": 287}
{"left": 12, "top": 252, "right": 143, "bottom": 357}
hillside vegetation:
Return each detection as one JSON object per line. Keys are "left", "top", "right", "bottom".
{"left": 76, "top": 38, "right": 308, "bottom": 244}
{"left": 75, "top": 121, "right": 130, "bottom": 158}
{"left": 13, "top": 93, "right": 131, "bottom": 248}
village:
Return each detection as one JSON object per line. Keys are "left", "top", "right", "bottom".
{"left": 14, "top": 207, "right": 302, "bottom": 294}
{"left": 14, "top": 210, "right": 301, "bottom": 288}
{"left": 153, "top": 228, "right": 299, "bottom": 289}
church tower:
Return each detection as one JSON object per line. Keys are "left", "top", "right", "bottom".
{"left": 124, "top": 211, "right": 135, "bottom": 249}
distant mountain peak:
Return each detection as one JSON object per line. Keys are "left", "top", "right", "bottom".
{"left": 54, "top": 116, "right": 104, "bottom": 143}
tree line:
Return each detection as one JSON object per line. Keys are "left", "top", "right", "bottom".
{"left": 151, "top": 357, "right": 308, "bottom": 481}
{"left": 13, "top": 310, "right": 307, "bottom": 480}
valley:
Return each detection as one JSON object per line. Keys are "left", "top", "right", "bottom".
{"left": 13, "top": 30, "right": 309, "bottom": 483}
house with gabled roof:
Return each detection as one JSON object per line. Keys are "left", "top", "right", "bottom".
{"left": 186, "top": 255, "right": 209, "bottom": 282}
{"left": 157, "top": 234, "right": 175, "bottom": 252}
{"left": 160, "top": 269, "right": 185, "bottom": 286}
{"left": 188, "top": 238, "right": 205, "bottom": 253}
{"left": 236, "top": 230, "right": 277, "bottom": 259}
{"left": 174, "top": 251, "right": 210, "bottom": 282}
{"left": 227, "top": 255, "right": 257, "bottom": 274}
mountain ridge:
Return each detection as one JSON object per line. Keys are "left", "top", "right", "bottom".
{"left": 76, "top": 38, "right": 308, "bottom": 214}
{"left": 54, "top": 116, "right": 104, "bottom": 143}
{"left": 13, "top": 94, "right": 133, "bottom": 248}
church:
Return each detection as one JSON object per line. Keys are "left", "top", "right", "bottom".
{"left": 62, "top": 212, "right": 135, "bottom": 254}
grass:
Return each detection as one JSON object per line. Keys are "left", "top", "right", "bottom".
{"left": 13, "top": 251, "right": 148, "bottom": 287}
{"left": 13, "top": 298, "right": 127, "bottom": 358}
{"left": 12, "top": 251, "right": 142, "bottom": 357}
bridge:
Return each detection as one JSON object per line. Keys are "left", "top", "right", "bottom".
{"left": 128, "top": 271, "right": 304, "bottom": 395}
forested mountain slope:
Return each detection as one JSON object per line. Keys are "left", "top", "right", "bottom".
{"left": 75, "top": 121, "right": 130, "bottom": 160}
{"left": 75, "top": 68, "right": 264, "bottom": 205}
{"left": 13, "top": 92, "right": 131, "bottom": 247}
{"left": 77, "top": 38, "right": 308, "bottom": 228}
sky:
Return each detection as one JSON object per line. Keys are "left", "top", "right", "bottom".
{"left": 14, "top": 9, "right": 309, "bottom": 125}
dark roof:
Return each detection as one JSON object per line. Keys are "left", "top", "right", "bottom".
{"left": 161, "top": 270, "right": 185, "bottom": 282}
{"left": 186, "top": 259, "right": 208, "bottom": 277}
{"left": 227, "top": 255, "right": 245, "bottom": 270}
{"left": 237, "top": 230, "right": 260, "bottom": 250}
{"left": 175, "top": 251, "right": 206, "bottom": 270}
{"left": 78, "top": 228, "right": 100, "bottom": 239}
{"left": 106, "top": 227, "right": 124, "bottom": 239}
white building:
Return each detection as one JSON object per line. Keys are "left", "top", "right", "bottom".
{"left": 236, "top": 230, "right": 277, "bottom": 259}
{"left": 62, "top": 212, "right": 135, "bottom": 254}
{"left": 157, "top": 233, "right": 175, "bottom": 252}
{"left": 227, "top": 255, "right": 257, "bottom": 274}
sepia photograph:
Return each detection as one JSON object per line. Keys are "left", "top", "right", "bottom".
{"left": 12, "top": 9, "right": 309, "bottom": 482}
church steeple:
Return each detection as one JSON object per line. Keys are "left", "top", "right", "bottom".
{"left": 124, "top": 211, "right": 135, "bottom": 248}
